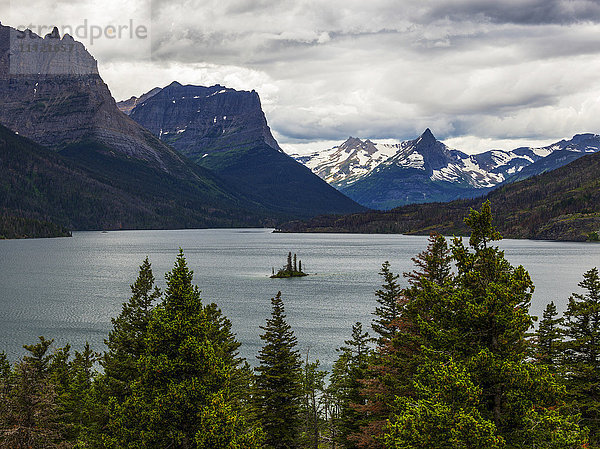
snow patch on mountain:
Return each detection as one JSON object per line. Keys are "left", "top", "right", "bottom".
{"left": 291, "top": 131, "right": 600, "bottom": 193}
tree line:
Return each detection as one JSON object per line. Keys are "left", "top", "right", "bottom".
{"left": 0, "top": 201, "right": 598, "bottom": 448}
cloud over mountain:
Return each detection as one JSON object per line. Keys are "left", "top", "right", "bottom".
{"left": 5, "top": 0, "right": 600, "bottom": 153}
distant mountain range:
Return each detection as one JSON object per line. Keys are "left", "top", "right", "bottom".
{"left": 118, "top": 82, "right": 364, "bottom": 217}
{"left": 293, "top": 129, "right": 600, "bottom": 210}
{"left": 278, "top": 149, "right": 600, "bottom": 242}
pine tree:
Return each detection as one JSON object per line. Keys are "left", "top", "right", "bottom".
{"left": 536, "top": 301, "right": 564, "bottom": 369}
{"left": 300, "top": 355, "right": 327, "bottom": 449}
{"left": 102, "top": 256, "right": 161, "bottom": 400}
{"left": 562, "top": 267, "right": 600, "bottom": 445}
{"left": 372, "top": 261, "right": 402, "bottom": 343}
{"left": 328, "top": 322, "right": 373, "bottom": 449}
{"left": 0, "top": 337, "right": 64, "bottom": 449}
{"left": 107, "top": 250, "right": 260, "bottom": 449}
{"left": 356, "top": 236, "right": 450, "bottom": 449}
{"left": 294, "top": 254, "right": 298, "bottom": 272}
{"left": 299, "top": 260, "right": 302, "bottom": 273}
{"left": 287, "top": 252, "right": 293, "bottom": 273}
{"left": 254, "top": 291, "right": 303, "bottom": 449}
{"left": 384, "top": 202, "right": 587, "bottom": 448}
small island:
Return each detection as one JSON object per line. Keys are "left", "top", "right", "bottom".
{"left": 271, "top": 252, "right": 308, "bottom": 278}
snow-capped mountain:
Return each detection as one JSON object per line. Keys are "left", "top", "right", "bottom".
{"left": 291, "top": 129, "right": 600, "bottom": 210}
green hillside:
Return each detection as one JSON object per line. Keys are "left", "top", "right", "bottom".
{"left": 278, "top": 151, "right": 600, "bottom": 241}
{"left": 0, "top": 125, "right": 267, "bottom": 237}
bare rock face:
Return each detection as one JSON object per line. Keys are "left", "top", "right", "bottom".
{"left": 126, "top": 82, "right": 282, "bottom": 158}
{"left": 117, "top": 87, "right": 161, "bottom": 115}
{"left": 1, "top": 25, "right": 98, "bottom": 77}
{"left": 0, "top": 23, "right": 191, "bottom": 175}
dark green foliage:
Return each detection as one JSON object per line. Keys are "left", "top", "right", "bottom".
{"left": 107, "top": 250, "right": 258, "bottom": 448}
{"left": 357, "top": 235, "right": 452, "bottom": 448}
{"left": 328, "top": 322, "right": 373, "bottom": 449}
{"left": 383, "top": 202, "right": 587, "bottom": 448}
{"left": 300, "top": 356, "right": 327, "bottom": 449}
{"left": 254, "top": 291, "right": 303, "bottom": 449}
{"left": 53, "top": 343, "right": 102, "bottom": 446}
{"left": 0, "top": 353, "right": 9, "bottom": 380}
{"left": 0, "top": 215, "right": 71, "bottom": 239}
{"left": 562, "top": 267, "right": 600, "bottom": 446}
{"left": 372, "top": 262, "right": 402, "bottom": 342}
{"left": 536, "top": 301, "right": 564, "bottom": 369}
{"left": 278, "top": 151, "right": 600, "bottom": 241}
{"left": 0, "top": 337, "right": 64, "bottom": 449}
{"left": 0, "top": 123, "right": 272, "bottom": 237}
{"left": 102, "top": 257, "right": 161, "bottom": 401}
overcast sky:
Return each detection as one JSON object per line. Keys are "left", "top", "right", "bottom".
{"left": 4, "top": 0, "right": 600, "bottom": 154}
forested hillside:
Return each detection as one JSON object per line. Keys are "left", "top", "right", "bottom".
{"left": 0, "top": 124, "right": 268, "bottom": 237}
{"left": 278, "top": 151, "right": 600, "bottom": 241}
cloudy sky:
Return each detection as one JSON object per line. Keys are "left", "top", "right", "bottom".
{"left": 4, "top": 0, "right": 600, "bottom": 154}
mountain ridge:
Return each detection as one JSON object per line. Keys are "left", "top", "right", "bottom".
{"left": 292, "top": 130, "right": 600, "bottom": 209}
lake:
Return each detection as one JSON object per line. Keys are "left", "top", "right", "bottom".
{"left": 0, "top": 229, "right": 599, "bottom": 370}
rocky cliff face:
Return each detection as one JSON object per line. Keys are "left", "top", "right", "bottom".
{"left": 123, "top": 82, "right": 365, "bottom": 217}
{"left": 125, "top": 82, "right": 281, "bottom": 158}
{"left": 0, "top": 23, "right": 196, "bottom": 175}
{"left": 0, "top": 23, "right": 280, "bottom": 228}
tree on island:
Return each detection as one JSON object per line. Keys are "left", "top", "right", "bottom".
{"left": 271, "top": 252, "right": 308, "bottom": 278}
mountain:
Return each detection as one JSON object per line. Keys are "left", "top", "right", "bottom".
{"left": 121, "top": 82, "right": 365, "bottom": 217}
{"left": 294, "top": 129, "right": 600, "bottom": 210}
{"left": 277, "top": 150, "right": 600, "bottom": 242}
{"left": 117, "top": 87, "right": 161, "bottom": 115}
{"left": 0, "top": 123, "right": 266, "bottom": 233}
{"left": 0, "top": 23, "right": 272, "bottom": 231}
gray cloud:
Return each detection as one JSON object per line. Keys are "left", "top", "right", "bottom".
{"left": 421, "top": 0, "right": 600, "bottom": 25}
{"left": 5, "top": 0, "right": 600, "bottom": 152}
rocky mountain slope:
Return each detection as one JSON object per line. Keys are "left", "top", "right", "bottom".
{"left": 294, "top": 129, "right": 600, "bottom": 210}
{"left": 0, "top": 23, "right": 273, "bottom": 231}
{"left": 278, "top": 150, "right": 600, "bottom": 242}
{"left": 121, "top": 82, "right": 365, "bottom": 217}
{"left": 118, "top": 87, "right": 161, "bottom": 115}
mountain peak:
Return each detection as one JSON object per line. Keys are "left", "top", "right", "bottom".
{"left": 419, "top": 128, "right": 436, "bottom": 142}
{"left": 44, "top": 26, "right": 60, "bottom": 39}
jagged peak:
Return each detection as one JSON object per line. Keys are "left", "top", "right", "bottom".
{"left": 44, "top": 27, "right": 60, "bottom": 39}
{"left": 419, "top": 128, "right": 436, "bottom": 142}
{"left": 341, "top": 136, "right": 364, "bottom": 147}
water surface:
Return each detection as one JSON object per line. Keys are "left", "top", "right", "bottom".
{"left": 0, "top": 229, "right": 598, "bottom": 369}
